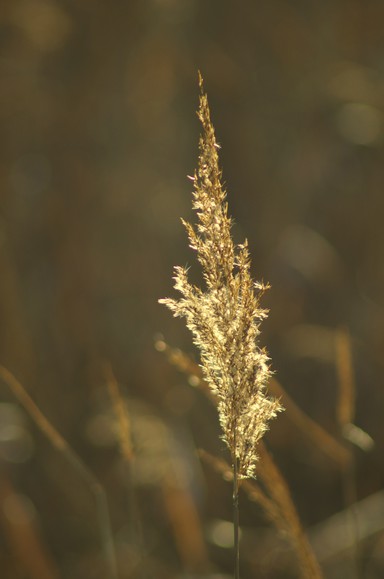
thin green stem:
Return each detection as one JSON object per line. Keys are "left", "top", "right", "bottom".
{"left": 233, "top": 450, "right": 240, "bottom": 579}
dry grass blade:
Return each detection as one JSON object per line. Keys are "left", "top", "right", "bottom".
{"left": 333, "top": 327, "right": 360, "bottom": 578}
{"left": 0, "top": 365, "right": 118, "bottom": 579}
{"left": 161, "top": 475, "right": 210, "bottom": 573}
{"left": 198, "top": 448, "right": 283, "bottom": 531}
{"left": 199, "top": 446, "right": 323, "bottom": 578}
{"left": 335, "top": 327, "right": 355, "bottom": 429}
{"left": 0, "top": 472, "right": 60, "bottom": 579}
{"left": 156, "top": 339, "right": 326, "bottom": 576}
{"left": 258, "top": 443, "right": 324, "bottom": 579}
{"left": 270, "top": 377, "right": 351, "bottom": 468}
{"left": 104, "top": 361, "right": 134, "bottom": 462}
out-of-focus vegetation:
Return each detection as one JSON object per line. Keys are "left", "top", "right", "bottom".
{"left": 0, "top": 1, "right": 383, "bottom": 578}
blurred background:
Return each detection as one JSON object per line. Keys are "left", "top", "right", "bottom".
{"left": 0, "top": 0, "right": 384, "bottom": 577}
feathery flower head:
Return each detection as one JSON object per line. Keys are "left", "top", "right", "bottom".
{"left": 160, "top": 74, "right": 283, "bottom": 478}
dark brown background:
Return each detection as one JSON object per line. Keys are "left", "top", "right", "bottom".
{"left": 0, "top": 1, "right": 383, "bottom": 577}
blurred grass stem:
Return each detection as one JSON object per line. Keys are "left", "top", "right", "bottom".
{"left": 0, "top": 365, "right": 118, "bottom": 579}
{"left": 233, "top": 446, "right": 240, "bottom": 579}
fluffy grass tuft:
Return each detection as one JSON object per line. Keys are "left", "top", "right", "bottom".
{"left": 160, "top": 73, "right": 282, "bottom": 480}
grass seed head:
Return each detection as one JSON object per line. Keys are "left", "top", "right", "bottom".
{"left": 160, "top": 75, "right": 283, "bottom": 478}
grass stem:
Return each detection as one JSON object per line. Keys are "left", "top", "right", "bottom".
{"left": 0, "top": 365, "right": 118, "bottom": 579}
{"left": 233, "top": 447, "right": 240, "bottom": 579}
